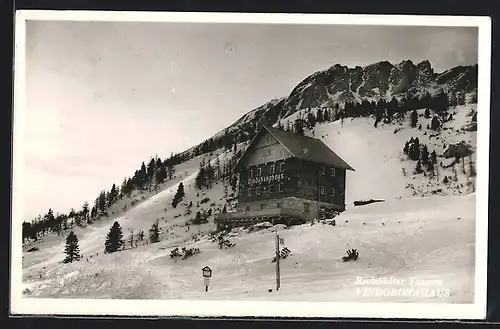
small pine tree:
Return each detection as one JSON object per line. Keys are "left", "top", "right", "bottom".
{"left": 105, "top": 221, "right": 124, "bottom": 253}
{"left": 409, "top": 141, "right": 420, "bottom": 161}
{"left": 128, "top": 229, "right": 135, "bottom": 248}
{"left": 424, "top": 108, "right": 431, "bottom": 118}
{"left": 172, "top": 182, "right": 185, "bottom": 208}
{"left": 149, "top": 219, "right": 160, "bottom": 243}
{"left": 63, "top": 231, "right": 80, "bottom": 263}
{"left": 430, "top": 150, "right": 437, "bottom": 164}
{"left": 421, "top": 145, "right": 429, "bottom": 165}
{"left": 431, "top": 116, "right": 441, "bottom": 131}
{"left": 222, "top": 204, "right": 227, "bottom": 213}
{"left": 426, "top": 160, "right": 435, "bottom": 173}
{"left": 410, "top": 110, "right": 418, "bottom": 128}
{"left": 415, "top": 160, "right": 423, "bottom": 174}
{"left": 403, "top": 141, "right": 410, "bottom": 154}
{"left": 469, "top": 155, "right": 476, "bottom": 177}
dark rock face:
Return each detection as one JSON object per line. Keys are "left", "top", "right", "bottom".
{"left": 280, "top": 60, "right": 478, "bottom": 118}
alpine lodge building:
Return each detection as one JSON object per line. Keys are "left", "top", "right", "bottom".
{"left": 214, "top": 125, "right": 354, "bottom": 230}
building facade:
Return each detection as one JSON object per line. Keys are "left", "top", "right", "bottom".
{"left": 215, "top": 125, "right": 354, "bottom": 229}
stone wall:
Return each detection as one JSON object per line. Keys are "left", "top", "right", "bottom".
{"left": 238, "top": 197, "right": 345, "bottom": 221}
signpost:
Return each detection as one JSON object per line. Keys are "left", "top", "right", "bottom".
{"left": 275, "top": 231, "right": 281, "bottom": 291}
{"left": 202, "top": 266, "right": 212, "bottom": 292}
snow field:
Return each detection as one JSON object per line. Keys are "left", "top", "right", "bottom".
{"left": 22, "top": 105, "right": 478, "bottom": 303}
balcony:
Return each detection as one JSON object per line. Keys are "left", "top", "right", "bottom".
{"left": 214, "top": 207, "right": 305, "bottom": 228}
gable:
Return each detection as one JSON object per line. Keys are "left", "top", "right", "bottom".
{"left": 234, "top": 125, "right": 354, "bottom": 172}
{"left": 238, "top": 130, "right": 291, "bottom": 167}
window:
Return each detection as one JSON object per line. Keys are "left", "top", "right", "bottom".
{"left": 279, "top": 183, "right": 284, "bottom": 192}
{"left": 320, "top": 186, "right": 325, "bottom": 195}
{"left": 330, "top": 167, "right": 336, "bottom": 177}
{"left": 257, "top": 167, "right": 262, "bottom": 176}
{"left": 249, "top": 170, "right": 254, "bottom": 178}
{"left": 256, "top": 187, "right": 261, "bottom": 195}
{"left": 270, "top": 164, "right": 276, "bottom": 174}
{"left": 269, "top": 185, "right": 275, "bottom": 193}
{"left": 261, "top": 203, "right": 267, "bottom": 210}
{"left": 248, "top": 188, "right": 252, "bottom": 196}
{"left": 262, "top": 186, "right": 268, "bottom": 193}
{"left": 320, "top": 166, "right": 325, "bottom": 175}
{"left": 331, "top": 187, "right": 336, "bottom": 196}
{"left": 304, "top": 202, "right": 310, "bottom": 213}
{"left": 277, "top": 202, "right": 282, "bottom": 208}
{"left": 297, "top": 179, "right": 302, "bottom": 187}
{"left": 280, "top": 163, "right": 285, "bottom": 173}
{"left": 245, "top": 206, "right": 250, "bottom": 211}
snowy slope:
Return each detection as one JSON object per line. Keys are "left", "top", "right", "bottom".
{"left": 279, "top": 104, "right": 477, "bottom": 205}
{"left": 21, "top": 105, "right": 478, "bottom": 304}
{"left": 22, "top": 148, "right": 237, "bottom": 272}
{"left": 23, "top": 194, "right": 475, "bottom": 303}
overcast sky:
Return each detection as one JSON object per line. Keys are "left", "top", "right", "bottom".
{"left": 21, "top": 19, "right": 478, "bottom": 220}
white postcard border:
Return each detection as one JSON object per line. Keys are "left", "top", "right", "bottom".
{"left": 11, "top": 10, "right": 491, "bottom": 320}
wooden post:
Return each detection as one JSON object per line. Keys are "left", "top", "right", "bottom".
{"left": 313, "top": 168, "right": 321, "bottom": 226}
{"left": 275, "top": 231, "right": 280, "bottom": 291}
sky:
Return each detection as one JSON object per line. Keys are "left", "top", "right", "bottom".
{"left": 21, "top": 19, "right": 478, "bottom": 220}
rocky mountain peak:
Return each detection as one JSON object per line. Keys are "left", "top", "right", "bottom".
{"left": 279, "top": 59, "right": 477, "bottom": 118}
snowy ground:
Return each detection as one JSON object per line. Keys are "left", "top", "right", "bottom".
{"left": 21, "top": 104, "right": 478, "bottom": 303}
{"left": 22, "top": 194, "right": 475, "bottom": 303}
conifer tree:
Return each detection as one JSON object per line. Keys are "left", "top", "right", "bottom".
{"left": 421, "top": 145, "right": 429, "bottom": 165}
{"left": 195, "top": 161, "right": 206, "bottom": 190}
{"left": 231, "top": 174, "right": 238, "bottom": 192}
{"left": 410, "top": 110, "right": 418, "bottom": 128}
{"left": 63, "top": 231, "right": 81, "bottom": 263}
{"left": 172, "top": 182, "right": 185, "bottom": 208}
{"left": 138, "top": 162, "right": 147, "bottom": 190}
{"left": 105, "top": 221, "right": 124, "bottom": 253}
{"left": 128, "top": 228, "right": 135, "bottom": 248}
{"left": 408, "top": 138, "right": 420, "bottom": 161}
{"left": 316, "top": 109, "right": 324, "bottom": 123}
{"left": 415, "top": 160, "right": 423, "bottom": 174}
{"left": 469, "top": 155, "right": 476, "bottom": 177}
{"left": 81, "top": 202, "right": 89, "bottom": 223}
{"left": 294, "top": 118, "right": 305, "bottom": 135}
{"left": 149, "top": 219, "right": 160, "bottom": 243}
{"left": 426, "top": 160, "right": 435, "bottom": 173}
{"left": 403, "top": 141, "right": 410, "bottom": 155}
{"left": 431, "top": 116, "right": 441, "bottom": 131}
{"left": 216, "top": 156, "right": 221, "bottom": 181}
{"left": 430, "top": 150, "right": 437, "bottom": 165}
{"left": 424, "top": 108, "right": 431, "bottom": 119}
{"left": 98, "top": 190, "right": 107, "bottom": 214}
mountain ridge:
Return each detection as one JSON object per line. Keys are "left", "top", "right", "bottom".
{"left": 183, "top": 59, "right": 477, "bottom": 159}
